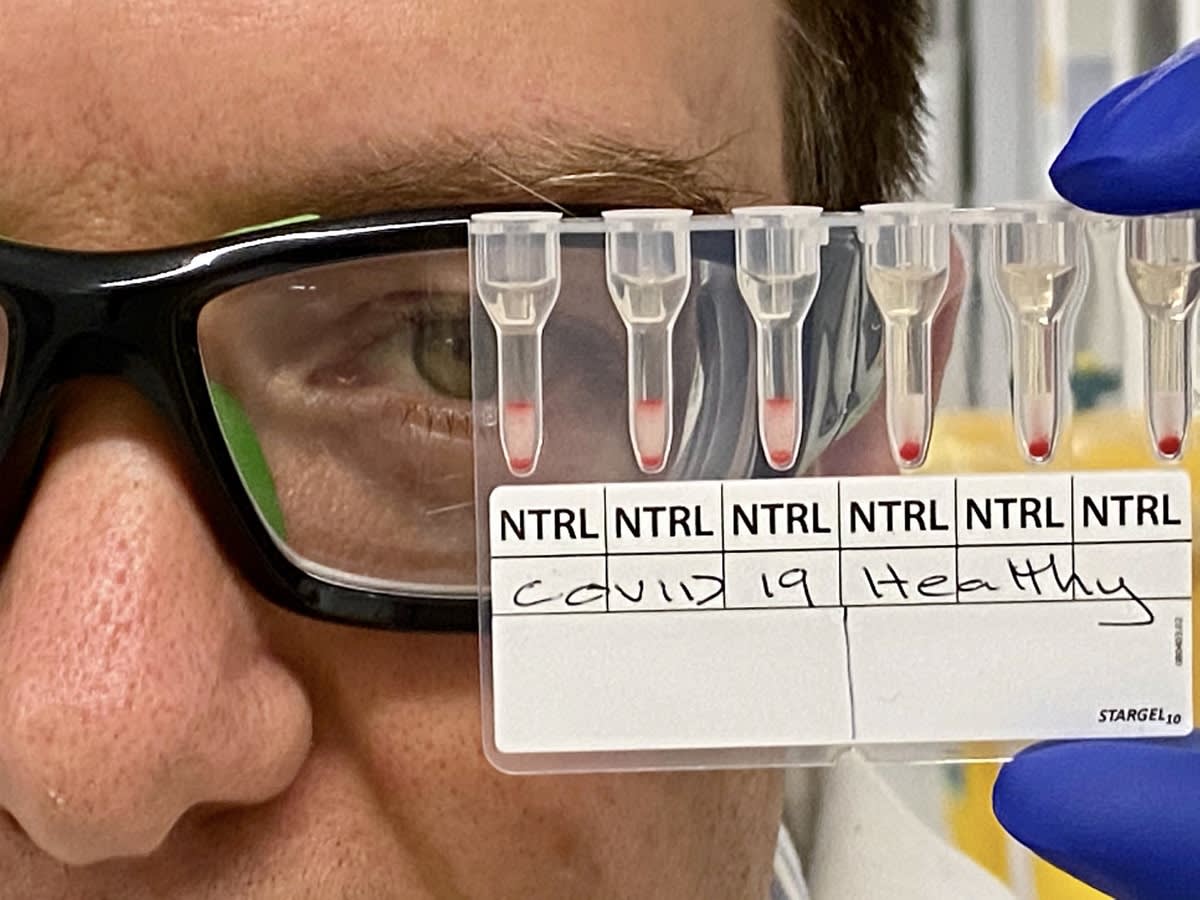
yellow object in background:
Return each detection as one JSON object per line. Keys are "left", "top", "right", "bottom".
{"left": 944, "top": 761, "right": 1109, "bottom": 899}
{"left": 926, "top": 408, "right": 1200, "bottom": 900}
{"left": 1032, "top": 860, "right": 1110, "bottom": 900}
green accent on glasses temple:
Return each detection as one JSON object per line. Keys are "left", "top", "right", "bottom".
{"left": 220, "top": 213, "right": 321, "bottom": 237}
{"left": 209, "top": 383, "right": 287, "bottom": 539}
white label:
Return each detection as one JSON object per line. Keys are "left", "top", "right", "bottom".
{"left": 838, "top": 476, "right": 958, "bottom": 548}
{"left": 604, "top": 481, "right": 724, "bottom": 554}
{"left": 1073, "top": 471, "right": 1191, "bottom": 542}
{"left": 722, "top": 479, "right": 840, "bottom": 551}
{"left": 956, "top": 473, "right": 1073, "bottom": 546}
{"left": 488, "top": 472, "right": 1193, "bottom": 757}
{"left": 491, "top": 484, "right": 607, "bottom": 557}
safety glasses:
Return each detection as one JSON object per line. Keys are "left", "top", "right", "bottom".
{"left": 0, "top": 211, "right": 488, "bottom": 630}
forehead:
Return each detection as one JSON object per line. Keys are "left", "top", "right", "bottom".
{"left": 0, "top": 0, "right": 787, "bottom": 247}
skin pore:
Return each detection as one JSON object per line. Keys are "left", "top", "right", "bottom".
{"left": 0, "top": 1, "right": 796, "bottom": 897}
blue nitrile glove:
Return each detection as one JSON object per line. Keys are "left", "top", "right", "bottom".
{"left": 1049, "top": 39, "right": 1200, "bottom": 214}
{"left": 994, "top": 41, "right": 1200, "bottom": 900}
{"left": 994, "top": 734, "right": 1200, "bottom": 899}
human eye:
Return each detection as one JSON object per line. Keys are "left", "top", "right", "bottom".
{"left": 411, "top": 293, "right": 473, "bottom": 400}
{"left": 302, "top": 287, "right": 478, "bottom": 429}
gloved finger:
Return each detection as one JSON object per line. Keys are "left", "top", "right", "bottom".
{"left": 994, "top": 733, "right": 1200, "bottom": 900}
{"left": 1051, "top": 40, "right": 1200, "bottom": 215}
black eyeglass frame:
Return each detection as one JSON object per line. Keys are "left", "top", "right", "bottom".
{"left": 0, "top": 208, "right": 523, "bottom": 633}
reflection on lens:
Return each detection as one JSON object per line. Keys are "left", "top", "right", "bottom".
{"left": 198, "top": 252, "right": 479, "bottom": 595}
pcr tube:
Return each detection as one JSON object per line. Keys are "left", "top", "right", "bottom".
{"left": 862, "top": 203, "right": 952, "bottom": 469}
{"left": 471, "top": 212, "right": 563, "bottom": 477}
{"left": 603, "top": 209, "right": 693, "bottom": 474}
{"left": 992, "top": 204, "right": 1084, "bottom": 463}
{"left": 1125, "top": 213, "right": 1200, "bottom": 460}
{"left": 733, "top": 206, "right": 827, "bottom": 471}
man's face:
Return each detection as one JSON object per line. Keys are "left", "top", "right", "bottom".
{"left": 0, "top": 1, "right": 791, "bottom": 897}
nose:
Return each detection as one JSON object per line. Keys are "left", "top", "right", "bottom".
{"left": 0, "top": 383, "right": 313, "bottom": 866}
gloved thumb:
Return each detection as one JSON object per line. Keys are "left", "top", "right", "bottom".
{"left": 994, "top": 732, "right": 1200, "bottom": 900}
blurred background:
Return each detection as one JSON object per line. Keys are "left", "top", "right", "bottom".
{"left": 921, "top": 0, "right": 1198, "bottom": 206}
{"left": 924, "top": 0, "right": 1200, "bottom": 419}
{"left": 790, "top": 4, "right": 1200, "bottom": 899}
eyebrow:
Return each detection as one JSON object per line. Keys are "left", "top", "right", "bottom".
{"left": 287, "top": 131, "right": 762, "bottom": 221}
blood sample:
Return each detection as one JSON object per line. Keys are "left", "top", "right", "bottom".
{"left": 733, "top": 206, "right": 827, "bottom": 471}
{"left": 501, "top": 400, "right": 536, "bottom": 475}
{"left": 862, "top": 203, "right": 952, "bottom": 470}
{"left": 1027, "top": 435, "right": 1051, "bottom": 462}
{"left": 634, "top": 399, "right": 667, "bottom": 470}
{"left": 603, "top": 209, "right": 694, "bottom": 475}
{"left": 763, "top": 397, "right": 798, "bottom": 467}
{"left": 1159, "top": 434, "right": 1183, "bottom": 458}
{"left": 897, "top": 440, "right": 923, "bottom": 464}
{"left": 471, "top": 212, "right": 563, "bottom": 477}
{"left": 1126, "top": 213, "right": 1200, "bottom": 462}
{"left": 992, "top": 204, "right": 1085, "bottom": 465}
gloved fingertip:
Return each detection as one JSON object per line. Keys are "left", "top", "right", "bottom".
{"left": 995, "top": 739, "right": 1200, "bottom": 900}
{"left": 1050, "top": 39, "right": 1200, "bottom": 214}
{"left": 1052, "top": 150, "right": 1200, "bottom": 216}
{"left": 1048, "top": 153, "right": 1133, "bottom": 213}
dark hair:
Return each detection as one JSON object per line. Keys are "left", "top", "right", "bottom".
{"left": 779, "top": 2, "right": 929, "bottom": 207}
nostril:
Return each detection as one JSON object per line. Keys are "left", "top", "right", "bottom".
{"left": 0, "top": 809, "right": 24, "bottom": 846}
